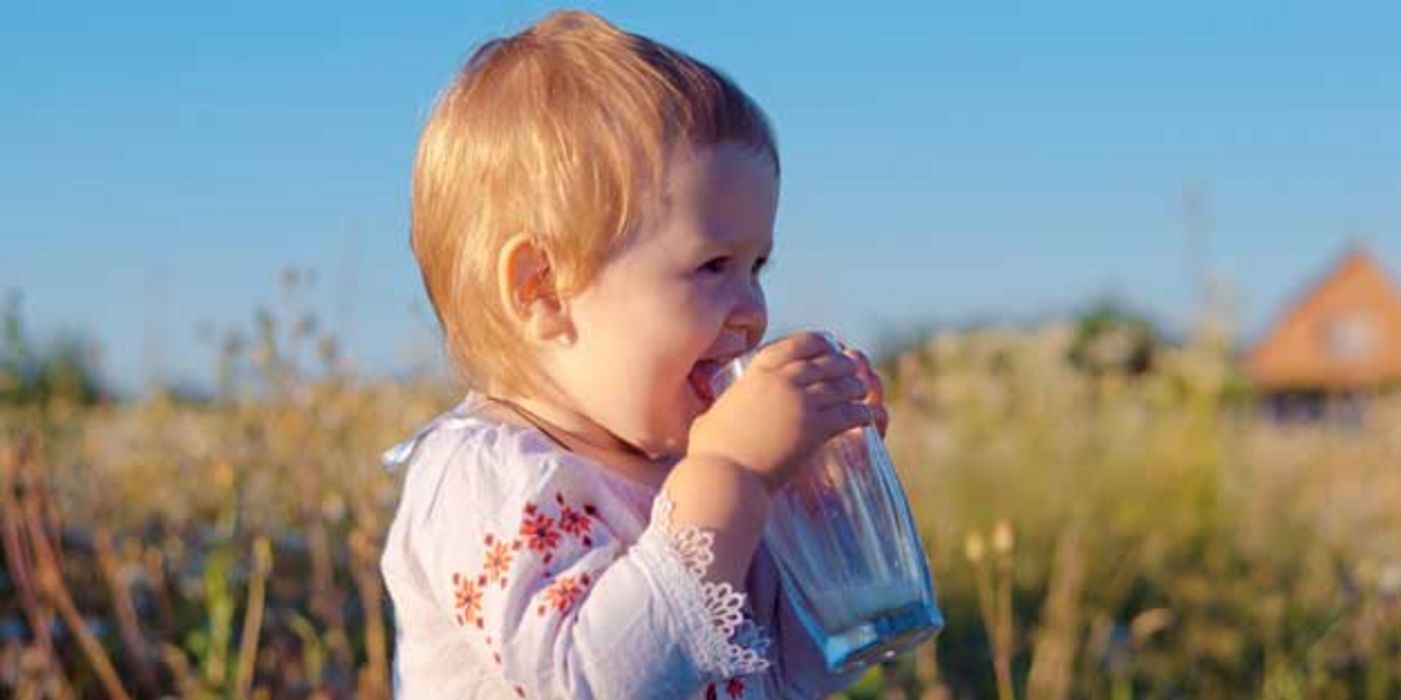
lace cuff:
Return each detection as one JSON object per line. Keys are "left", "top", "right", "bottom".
{"left": 634, "top": 493, "right": 772, "bottom": 679}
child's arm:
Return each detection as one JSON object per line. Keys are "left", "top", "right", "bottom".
{"left": 666, "top": 331, "right": 874, "bottom": 592}
{"left": 705, "top": 342, "right": 887, "bottom": 697}
{"left": 658, "top": 455, "right": 772, "bottom": 587}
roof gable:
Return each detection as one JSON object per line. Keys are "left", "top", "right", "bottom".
{"left": 1245, "top": 248, "right": 1401, "bottom": 390}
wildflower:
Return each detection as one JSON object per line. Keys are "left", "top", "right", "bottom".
{"left": 964, "top": 532, "right": 986, "bottom": 564}
{"left": 992, "top": 520, "right": 1014, "bottom": 555}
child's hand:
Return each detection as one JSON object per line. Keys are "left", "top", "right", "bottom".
{"left": 687, "top": 332, "right": 873, "bottom": 491}
{"left": 846, "top": 348, "right": 889, "bottom": 438}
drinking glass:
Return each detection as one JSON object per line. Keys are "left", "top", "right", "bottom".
{"left": 710, "top": 332, "right": 942, "bottom": 673}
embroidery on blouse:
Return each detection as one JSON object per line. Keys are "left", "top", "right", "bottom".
{"left": 638, "top": 492, "right": 773, "bottom": 679}
{"left": 556, "top": 492, "right": 597, "bottom": 546}
{"left": 451, "top": 572, "right": 486, "bottom": 629}
{"left": 445, "top": 490, "right": 604, "bottom": 699}
{"left": 452, "top": 492, "right": 601, "bottom": 630}
{"left": 704, "top": 677, "right": 748, "bottom": 700}
{"left": 519, "top": 503, "right": 562, "bottom": 564}
{"left": 538, "top": 572, "right": 592, "bottom": 616}
{"left": 482, "top": 534, "right": 518, "bottom": 588}
{"left": 446, "top": 484, "right": 769, "bottom": 696}
{"left": 726, "top": 677, "right": 747, "bottom": 697}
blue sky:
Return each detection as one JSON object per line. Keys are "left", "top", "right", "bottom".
{"left": 4, "top": 1, "right": 1399, "bottom": 395}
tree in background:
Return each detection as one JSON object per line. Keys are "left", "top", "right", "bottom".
{"left": 1068, "top": 298, "right": 1160, "bottom": 377}
{"left": 1, "top": 291, "right": 106, "bottom": 406}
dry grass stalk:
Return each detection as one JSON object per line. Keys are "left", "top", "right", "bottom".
{"left": 233, "top": 535, "right": 274, "bottom": 699}
{"left": 350, "top": 525, "right": 390, "bottom": 699}
{"left": 1026, "top": 520, "right": 1087, "bottom": 700}
{"left": 94, "top": 526, "right": 160, "bottom": 695}
{"left": 20, "top": 454, "right": 130, "bottom": 699}
{"left": 966, "top": 521, "right": 1017, "bottom": 700}
{"left": 0, "top": 439, "right": 74, "bottom": 700}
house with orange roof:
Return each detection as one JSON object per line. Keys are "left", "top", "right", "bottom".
{"left": 1244, "top": 247, "right": 1401, "bottom": 419}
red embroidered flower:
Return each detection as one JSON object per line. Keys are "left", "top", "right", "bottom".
{"left": 520, "top": 506, "right": 561, "bottom": 563}
{"left": 557, "top": 503, "right": 594, "bottom": 546}
{"left": 726, "top": 677, "right": 745, "bottom": 698}
{"left": 483, "top": 535, "right": 515, "bottom": 587}
{"left": 705, "top": 683, "right": 718, "bottom": 700}
{"left": 537, "top": 573, "right": 591, "bottom": 616}
{"left": 451, "top": 572, "right": 484, "bottom": 628}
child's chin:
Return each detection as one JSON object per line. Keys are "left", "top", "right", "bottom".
{"left": 644, "top": 417, "right": 697, "bottom": 461}
{"left": 637, "top": 432, "right": 687, "bottom": 462}
{"left": 639, "top": 391, "right": 707, "bottom": 460}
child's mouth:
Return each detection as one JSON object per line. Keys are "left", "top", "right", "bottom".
{"left": 688, "top": 355, "right": 745, "bottom": 407}
{"left": 688, "top": 360, "right": 722, "bottom": 405}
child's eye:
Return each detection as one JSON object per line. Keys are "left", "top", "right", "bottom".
{"left": 698, "top": 256, "right": 768, "bottom": 277}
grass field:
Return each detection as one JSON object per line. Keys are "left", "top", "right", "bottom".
{"left": 3, "top": 312, "right": 1399, "bottom": 698}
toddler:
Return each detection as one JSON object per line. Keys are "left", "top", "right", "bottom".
{"left": 381, "top": 10, "right": 889, "bottom": 699}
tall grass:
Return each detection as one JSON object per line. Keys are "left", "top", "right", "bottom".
{"left": 868, "top": 322, "right": 1401, "bottom": 699}
{"left": 2, "top": 304, "right": 1398, "bottom": 698}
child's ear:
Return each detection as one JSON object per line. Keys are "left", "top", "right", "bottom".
{"left": 498, "top": 235, "right": 575, "bottom": 346}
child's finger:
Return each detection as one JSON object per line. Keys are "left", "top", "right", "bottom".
{"left": 843, "top": 349, "right": 889, "bottom": 437}
{"left": 751, "top": 332, "right": 835, "bottom": 370}
{"left": 817, "top": 401, "right": 873, "bottom": 436}
{"left": 784, "top": 354, "right": 858, "bottom": 385}
{"left": 865, "top": 366, "right": 885, "bottom": 404}
{"left": 804, "top": 375, "right": 868, "bottom": 407}
{"left": 845, "top": 349, "right": 884, "bottom": 402}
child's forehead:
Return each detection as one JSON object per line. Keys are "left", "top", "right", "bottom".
{"left": 659, "top": 141, "right": 778, "bottom": 189}
{"left": 645, "top": 149, "right": 777, "bottom": 247}
{"left": 659, "top": 143, "right": 777, "bottom": 205}
{"left": 633, "top": 203, "right": 776, "bottom": 260}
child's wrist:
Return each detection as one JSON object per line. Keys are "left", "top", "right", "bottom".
{"left": 668, "top": 453, "right": 774, "bottom": 529}
{"left": 662, "top": 453, "right": 772, "bottom": 585}
{"left": 686, "top": 451, "right": 778, "bottom": 495}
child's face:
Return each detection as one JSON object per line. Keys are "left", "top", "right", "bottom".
{"left": 550, "top": 142, "right": 778, "bottom": 459}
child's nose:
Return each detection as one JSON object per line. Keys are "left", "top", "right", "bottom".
{"left": 728, "top": 284, "right": 767, "bottom": 346}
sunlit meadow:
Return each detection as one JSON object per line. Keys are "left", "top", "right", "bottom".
{"left": 3, "top": 275, "right": 1399, "bottom": 699}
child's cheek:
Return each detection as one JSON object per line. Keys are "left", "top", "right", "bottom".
{"left": 695, "top": 283, "right": 736, "bottom": 328}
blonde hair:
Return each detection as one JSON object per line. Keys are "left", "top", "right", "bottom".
{"left": 412, "top": 9, "right": 778, "bottom": 395}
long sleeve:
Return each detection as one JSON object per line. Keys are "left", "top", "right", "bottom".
{"left": 381, "top": 415, "right": 772, "bottom": 699}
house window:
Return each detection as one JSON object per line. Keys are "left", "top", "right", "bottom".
{"left": 1321, "top": 311, "right": 1378, "bottom": 362}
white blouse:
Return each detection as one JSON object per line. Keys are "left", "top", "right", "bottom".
{"left": 379, "top": 393, "right": 861, "bottom": 699}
